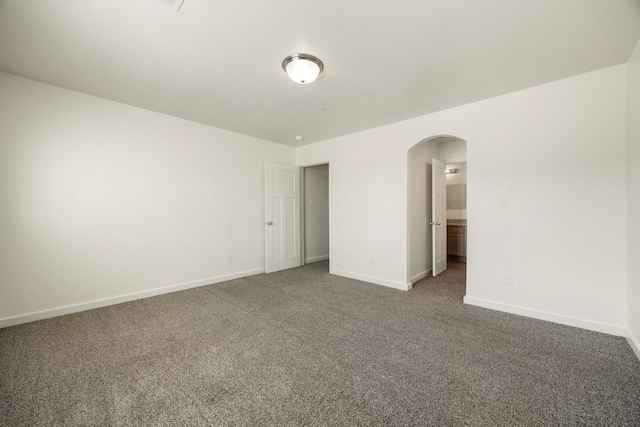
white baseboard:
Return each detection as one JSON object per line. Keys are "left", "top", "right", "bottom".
{"left": 305, "top": 255, "right": 329, "bottom": 264}
{"left": 410, "top": 269, "right": 432, "bottom": 284}
{"left": 627, "top": 329, "right": 640, "bottom": 361}
{"left": 463, "top": 296, "right": 627, "bottom": 337}
{"left": 330, "top": 268, "right": 410, "bottom": 291}
{"left": 0, "top": 268, "right": 264, "bottom": 329}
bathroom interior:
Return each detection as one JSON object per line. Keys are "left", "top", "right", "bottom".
{"left": 446, "top": 162, "right": 466, "bottom": 263}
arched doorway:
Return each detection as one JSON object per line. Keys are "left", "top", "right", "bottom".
{"left": 407, "top": 135, "right": 467, "bottom": 286}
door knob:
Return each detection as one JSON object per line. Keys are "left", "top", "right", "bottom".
{"left": 266, "top": 221, "right": 273, "bottom": 225}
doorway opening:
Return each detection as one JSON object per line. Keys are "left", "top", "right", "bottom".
{"left": 407, "top": 136, "right": 467, "bottom": 291}
{"left": 302, "top": 164, "right": 330, "bottom": 269}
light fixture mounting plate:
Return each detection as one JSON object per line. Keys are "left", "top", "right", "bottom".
{"left": 282, "top": 54, "right": 324, "bottom": 74}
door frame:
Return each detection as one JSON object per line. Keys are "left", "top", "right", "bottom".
{"left": 300, "top": 162, "right": 331, "bottom": 268}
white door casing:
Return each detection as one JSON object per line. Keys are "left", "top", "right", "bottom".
{"left": 432, "top": 158, "right": 447, "bottom": 276}
{"left": 265, "top": 162, "right": 301, "bottom": 273}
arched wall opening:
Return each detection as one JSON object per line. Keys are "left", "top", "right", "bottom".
{"left": 407, "top": 135, "right": 467, "bottom": 286}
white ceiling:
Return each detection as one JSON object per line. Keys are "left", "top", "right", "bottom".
{"left": 1, "top": 0, "right": 639, "bottom": 147}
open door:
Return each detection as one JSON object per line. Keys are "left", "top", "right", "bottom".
{"left": 265, "top": 162, "right": 301, "bottom": 273}
{"left": 431, "top": 158, "right": 447, "bottom": 276}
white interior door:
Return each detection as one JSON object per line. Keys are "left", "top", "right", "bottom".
{"left": 432, "top": 158, "right": 447, "bottom": 276}
{"left": 265, "top": 162, "right": 301, "bottom": 273}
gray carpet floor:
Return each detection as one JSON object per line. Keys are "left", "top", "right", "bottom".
{"left": 1, "top": 261, "right": 639, "bottom": 426}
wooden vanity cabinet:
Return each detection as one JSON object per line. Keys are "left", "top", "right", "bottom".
{"left": 447, "top": 225, "right": 466, "bottom": 261}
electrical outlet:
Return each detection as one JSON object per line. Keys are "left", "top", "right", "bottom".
{"left": 225, "top": 253, "right": 232, "bottom": 263}
{"left": 503, "top": 273, "right": 513, "bottom": 286}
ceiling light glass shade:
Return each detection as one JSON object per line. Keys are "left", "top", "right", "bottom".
{"left": 282, "top": 54, "right": 324, "bottom": 84}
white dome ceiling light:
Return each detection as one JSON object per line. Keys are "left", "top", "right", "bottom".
{"left": 282, "top": 54, "right": 324, "bottom": 85}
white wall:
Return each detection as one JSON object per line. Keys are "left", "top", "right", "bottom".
{"left": 304, "top": 164, "right": 329, "bottom": 263}
{"left": 439, "top": 140, "right": 467, "bottom": 164}
{"left": 408, "top": 140, "right": 439, "bottom": 283}
{"left": 297, "top": 65, "right": 628, "bottom": 334}
{"left": 1, "top": 62, "right": 633, "bottom": 340}
{"left": 0, "top": 72, "right": 294, "bottom": 327}
{"left": 627, "top": 38, "right": 640, "bottom": 358}
{"left": 445, "top": 163, "right": 467, "bottom": 186}
{"left": 446, "top": 162, "right": 467, "bottom": 220}
{"left": 442, "top": 143, "right": 468, "bottom": 221}
{"left": 297, "top": 127, "right": 413, "bottom": 290}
